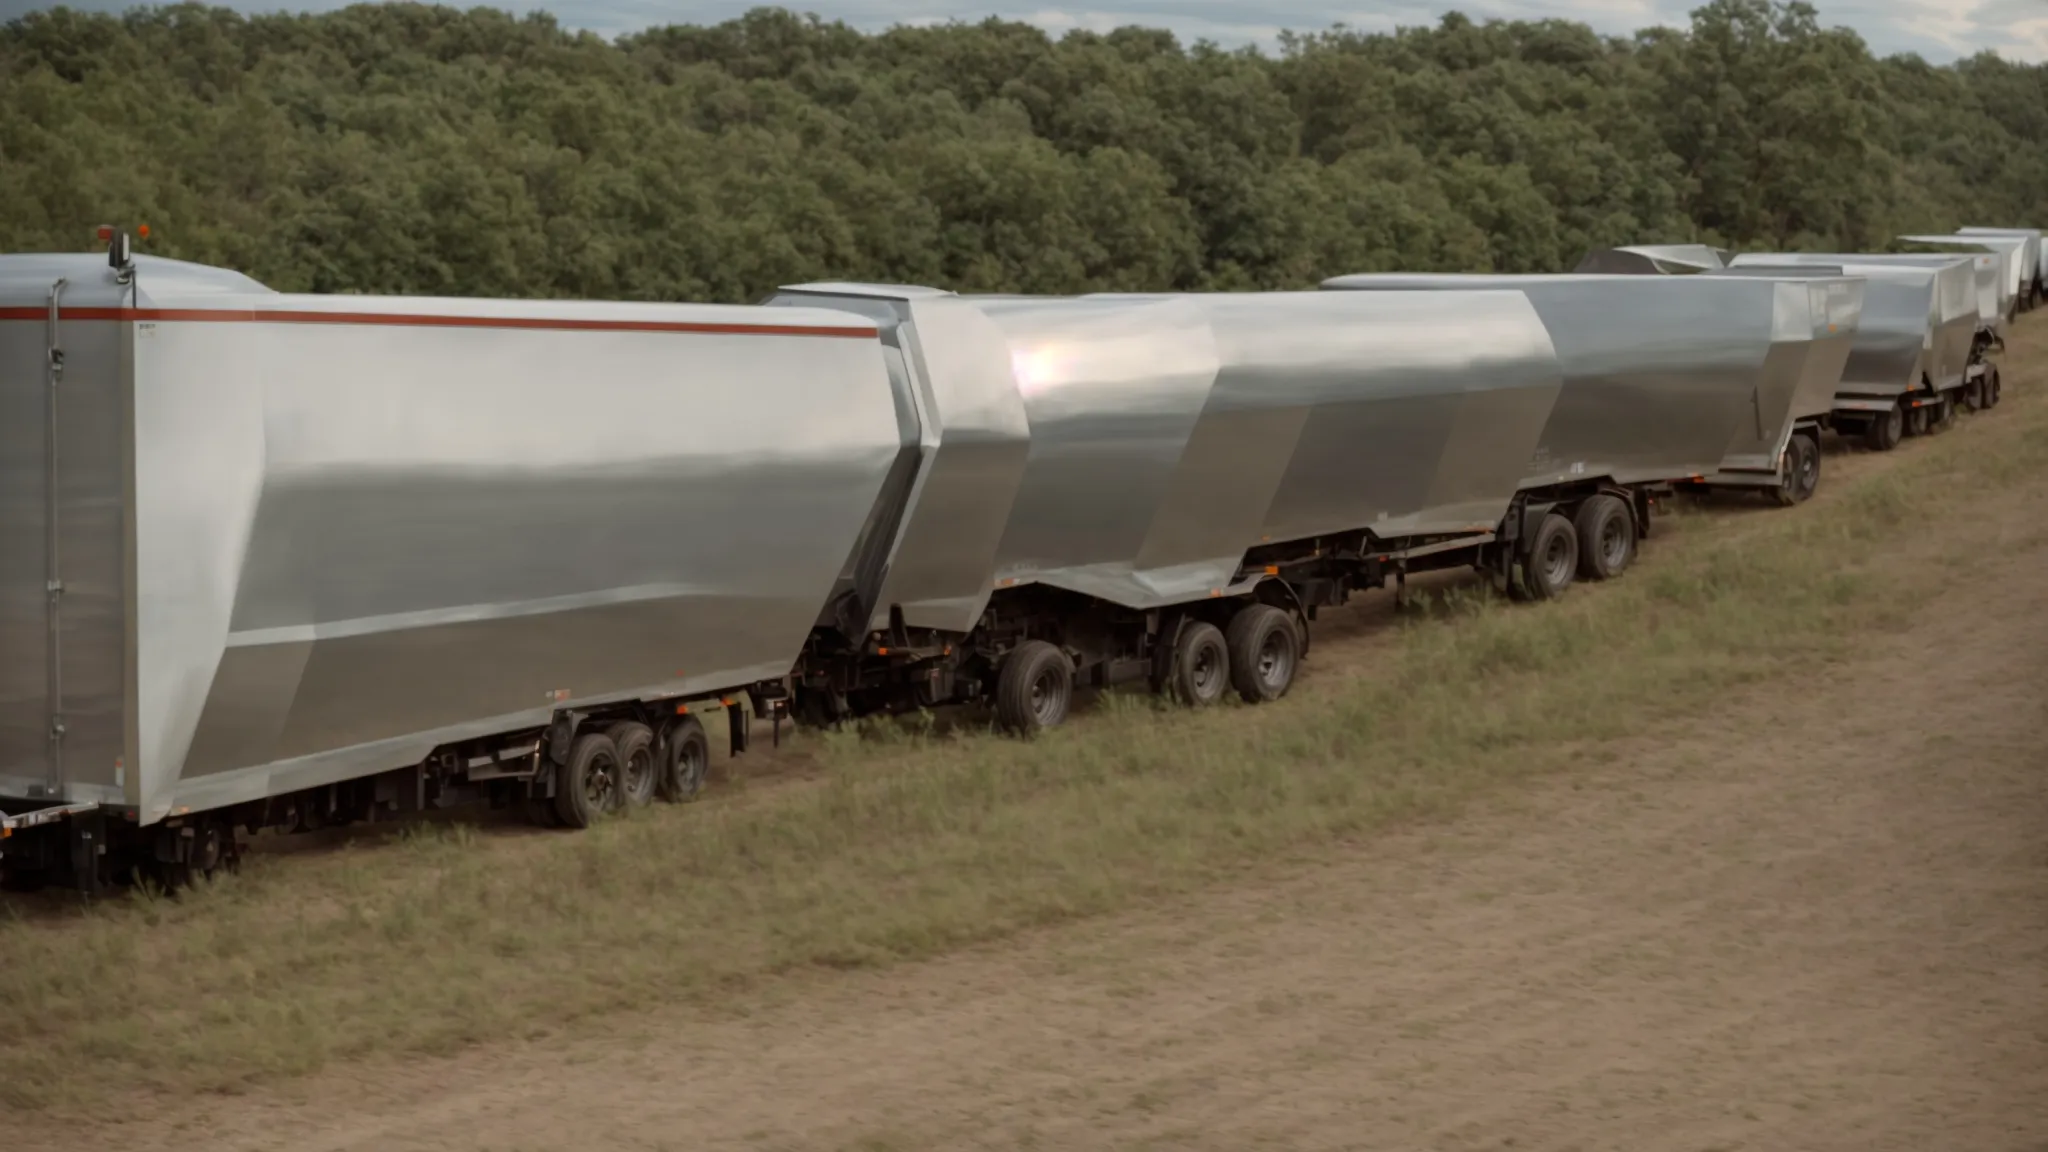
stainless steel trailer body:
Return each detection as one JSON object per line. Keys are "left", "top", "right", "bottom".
{"left": 1725, "top": 257, "right": 1976, "bottom": 392}
{"left": 2, "top": 250, "right": 903, "bottom": 884}
{"left": 1897, "top": 237, "right": 2015, "bottom": 334}
{"left": 1733, "top": 251, "right": 1997, "bottom": 364}
{"left": 1571, "top": 244, "right": 1730, "bottom": 275}
{"left": 768, "top": 283, "right": 1569, "bottom": 731}
{"left": 1319, "top": 272, "right": 1856, "bottom": 500}
{"left": 1705, "top": 273, "right": 1861, "bottom": 489}
{"left": 1722, "top": 255, "right": 1982, "bottom": 445}
{"left": 769, "top": 284, "right": 1564, "bottom": 616}
{"left": 1956, "top": 227, "right": 2045, "bottom": 308}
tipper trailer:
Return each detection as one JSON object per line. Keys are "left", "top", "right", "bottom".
{"left": 1955, "top": 227, "right": 2046, "bottom": 311}
{"left": 1730, "top": 253, "right": 2005, "bottom": 421}
{"left": 768, "top": 276, "right": 1852, "bottom": 738}
{"left": 1720, "top": 258, "right": 1987, "bottom": 445}
{"left": 0, "top": 244, "right": 904, "bottom": 890}
{"left": 764, "top": 283, "right": 1572, "bottom": 733}
{"left": 1892, "top": 240, "right": 2016, "bottom": 339}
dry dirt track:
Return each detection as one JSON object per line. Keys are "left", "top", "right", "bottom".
{"left": 54, "top": 444, "right": 2041, "bottom": 1151}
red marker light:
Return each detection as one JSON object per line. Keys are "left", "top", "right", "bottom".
{"left": 96, "top": 225, "right": 113, "bottom": 242}
{"left": 137, "top": 224, "right": 150, "bottom": 239}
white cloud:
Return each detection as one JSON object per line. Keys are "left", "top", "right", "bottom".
{"left": 0, "top": 0, "right": 2035, "bottom": 63}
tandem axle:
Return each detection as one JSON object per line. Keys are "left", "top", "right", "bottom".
{"left": 790, "top": 481, "right": 1667, "bottom": 738}
{"left": 0, "top": 684, "right": 793, "bottom": 895}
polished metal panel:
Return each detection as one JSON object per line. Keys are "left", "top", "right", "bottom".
{"left": 1088, "top": 290, "right": 1562, "bottom": 551}
{"left": 1731, "top": 254, "right": 1979, "bottom": 384}
{"left": 1719, "top": 259, "right": 1967, "bottom": 399}
{"left": 1956, "top": 227, "right": 2046, "bottom": 288}
{"left": 1897, "top": 236, "right": 2012, "bottom": 332}
{"left": 4, "top": 254, "right": 902, "bottom": 826}
{"left": 0, "top": 258, "right": 184, "bottom": 808}
{"left": 770, "top": 284, "right": 1034, "bottom": 634}
{"left": 780, "top": 284, "right": 1562, "bottom": 617}
{"left": 1571, "top": 244, "right": 1728, "bottom": 275}
{"left": 1321, "top": 273, "right": 1796, "bottom": 488}
{"left": 1710, "top": 276, "right": 1861, "bottom": 479}
{"left": 975, "top": 295, "right": 1229, "bottom": 604}
{"left": 1918, "top": 232, "right": 2029, "bottom": 305}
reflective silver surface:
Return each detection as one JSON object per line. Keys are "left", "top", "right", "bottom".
{"left": 1102, "top": 290, "right": 1563, "bottom": 553}
{"left": 776, "top": 284, "right": 1564, "bottom": 618}
{"left": 3, "top": 254, "right": 901, "bottom": 825}
{"left": 1321, "top": 272, "right": 1833, "bottom": 487}
{"left": 1956, "top": 227, "right": 2046, "bottom": 288}
{"left": 1907, "top": 232, "right": 2029, "bottom": 308}
{"left": 1732, "top": 254, "right": 1978, "bottom": 384}
{"left": 1895, "top": 237, "right": 2013, "bottom": 332}
{"left": 770, "top": 285, "right": 1035, "bottom": 632}
{"left": 1715, "top": 274, "right": 1861, "bottom": 480}
{"left": 1572, "top": 245, "right": 1729, "bottom": 275}
{"left": 1725, "top": 256, "right": 1976, "bottom": 399}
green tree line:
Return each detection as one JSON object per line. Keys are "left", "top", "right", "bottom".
{"left": 3, "top": 0, "right": 2044, "bottom": 300}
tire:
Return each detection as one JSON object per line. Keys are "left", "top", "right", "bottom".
{"left": 607, "top": 721, "right": 658, "bottom": 809}
{"left": 1905, "top": 404, "right": 1929, "bottom": 437}
{"left": 1163, "top": 620, "right": 1230, "bottom": 707}
{"left": 1773, "top": 444, "right": 1800, "bottom": 506}
{"left": 1962, "top": 378, "right": 1984, "bottom": 412}
{"left": 553, "top": 731, "right": 621, "bottom": 829}
{"left": 1571, "top": 494, "right": 1635, "bottom": 581}
{"left": 1985, "top": 367, "right": 2002, "bottom": 409}
{"left": 660, "top": 715, "right": 710, "bottom": 803}
{"left": 1773, "top": 435, "right": 1818, "bottom": 507}
{"left": 1863, "top": 403, "right": 1903, "bottom": 452}
{"left": 994, "top": 640, "right": 1073, "bottom": 735}
{"left": 1224, "top": 604, "right": 1300, "bottom": 704}
{"left": 1519, "top": 513, "right": 1578, "bottom": 601}
{"left": 1793, "top": 433, "right": 1820, "bottom": 501}
{"left": 145, "top": 817, "right": 233, "bottom": 894}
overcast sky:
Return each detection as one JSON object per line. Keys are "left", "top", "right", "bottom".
{"left": 4, "top": 0, "right": 2043, "bottom": 63}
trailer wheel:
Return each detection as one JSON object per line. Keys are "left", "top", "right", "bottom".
{"left": 607, "top": 721, "right": 658, "bottom": 809}
{"left": 1572, "top": 495, "right": 1635, "bottom": 581}
{"left": 661, "top": 715, "right": 710, "bottom": 803}
{"left": 1985, "top": 366, "right": 2003, "bottom": 409}
{"left": 1864, "top": 404, "right": 1904, "bottom": 452}
{"left": 1962, "top": 377, "right": 1985, "bottom": 412}
{"left": 1793, "top": 433, "right": 1821, "bottom": 501}
{"left": 1225, "top": 604, "right": 1300, "bottom": 704}
{"left": 1773, "top": 435, "right": 1818, "bottom": 507}
{"left": 144, "top": 816, "right": 235, "bottom": 893}
{"left": 554, "top": 732, "right": 621, "bottom": 829}
{"left": 994, "top": 641, "right": 1073, "bottom": 734}
{"left": 1905, "top": 404, "right": 1929, "bottom": 437}
{"left": 1520, "top": 513, "right": 1579, "bottom": 601}
{"left": 1164, "top": 621, "right": 1230, "bottom": 707}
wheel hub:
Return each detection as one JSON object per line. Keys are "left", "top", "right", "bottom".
{"left": 1544, "top": 535, "right": 1572, "bottom": 585}
{"left": 1257, "top": 632, "right": 1292, "bottom": 687}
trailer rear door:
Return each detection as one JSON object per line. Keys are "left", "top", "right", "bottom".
{"left": 0, "top": 274, "right": 130, "bottom": 807}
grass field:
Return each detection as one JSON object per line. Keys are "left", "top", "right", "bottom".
{"left": 4, "top": 325, "right": 2046, "bottom": 1116}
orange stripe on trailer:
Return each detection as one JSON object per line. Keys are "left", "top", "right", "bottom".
{"left": 0, "top": 305, "right": 876, "bottom": 339}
